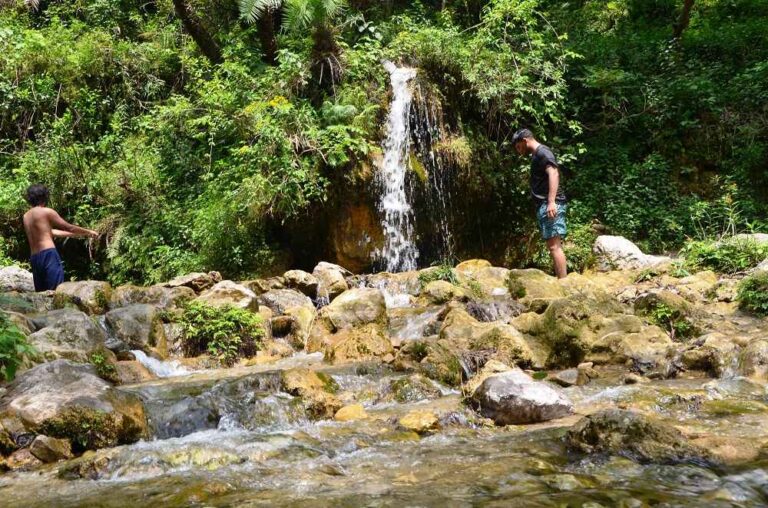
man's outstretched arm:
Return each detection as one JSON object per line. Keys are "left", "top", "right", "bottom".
{"left": 47, "top": 209, "right": 98, "bottom": 238}
{"left": 52, "top": 229, "right": 78, "bottom": 238}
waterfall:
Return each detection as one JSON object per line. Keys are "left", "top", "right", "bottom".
{"left": 375, "top": 61, "right": 420, "bottom": 272}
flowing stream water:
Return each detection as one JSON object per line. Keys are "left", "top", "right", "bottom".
{"left": 375, "top": 62, "right": 420, "bottom": 272}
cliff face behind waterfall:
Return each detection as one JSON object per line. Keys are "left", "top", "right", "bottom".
{"left": 0, "top": 1, "right": 767, "bottom": 282}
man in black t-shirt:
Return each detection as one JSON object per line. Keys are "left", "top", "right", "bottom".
{"left": 512, "top": 128, "right": 568, "bottom": 278}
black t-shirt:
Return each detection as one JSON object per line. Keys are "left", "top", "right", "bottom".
{"left": 530, "top": 144, "right": 566, "bottom": 204}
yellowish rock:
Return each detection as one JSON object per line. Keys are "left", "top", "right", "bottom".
{"left": 334, "top": 404, "right": 368, "bottom": 422}
{"left": 398, "top": 410, "right": 439, "bottom": 434}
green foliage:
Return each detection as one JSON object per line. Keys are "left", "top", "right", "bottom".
{"left": 418, "top": 264, "right": 459, "bottom": 288}
{"left": 737, "top": 271, "right": 768, "bottom": 316}
{"left": 646, "top": 303, "right": 694, "bottom": 341}
{"left": 89, "top": 351, "right": 119, "bottom": 384}
{"left": 505, "top": 272, "right": 526, "bottom": 299}
{"left": 180, "top": 302, "right": 264, "bottom": 366}
{"left": 681, "top": 237, "right": 768, "bottom": 274}
{"left": 0, "top": 302, "right": 35, "bottom": 382}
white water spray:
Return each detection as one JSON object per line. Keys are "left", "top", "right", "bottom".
{"left": 131, "top": 350, "right": 191, "bottom": 378}
{"left": 375, "top": 61, "right": 419, "bottom": 272}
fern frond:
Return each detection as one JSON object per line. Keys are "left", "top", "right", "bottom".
{"left": 239, "top": 0, "right": 282, "bottom": 24}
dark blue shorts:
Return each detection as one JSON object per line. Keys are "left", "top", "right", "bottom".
{"left": 30, "top": 248, "right": 64, "bottom": 292}
{"left": 536, "top": 202, "right": 568, "bottom": 240}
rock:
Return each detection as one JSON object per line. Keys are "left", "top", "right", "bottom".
{"left": 0, "top": 291, "right": 55, "bottom": 314}
{"left": 455, "top": 259, "right": 492, "bottom": 276}
{"left": 623, "top": 373, "right": 649, "bottom": 384}
{"left": 280, "top": 368, "right": 341, "bottom": 419}
{"left": 470, "top": 369, "right": 573, "bottom": 425}
{"left": 334, "top": 404, "right": 368, "bottom": 422}
{"left": 312, "top": 262, "right": 351, "bottom": 300}
{"left": 27, "top": 309, "right": 107, "bottom": 363}
{"left": 327, "top": 201, "right": 385, "bottom": 275}
{"left": 321, "top": 288, "right": 386, "bottom": 329}
{"left": 283, "top": 270, "right": 319, "bottom": 298}
{"left": 325, "top": 324, "right": 394, "bottom": 364}
{"left": 398, "top": 410, "right": 439, "bottom": 434}
{"left": 506, "top": 269, "right": 566, "bottom": 312}
{"left": 740, "top": 339, "right": 768, "bottom": 380}
{"left": 6, "top": 448, "right": 43, "bottom": 471}
{"left": 165, "top": 271, "right": 221, "bottom": 293}
{"left": 53, "top": 281, "right": 112, "bottom": 315}
{"left": 388, "top": 374, "right": 442, "bottom": 403}
{"left": 754, "top": 258, "right": 768, "bottom": 273}
{"left": 421, "top": 280, "right": 464, "bottom": 304}
{"left": 105, "top": 304, "right": 167, "bottom": 357}
{"left": 241, "top": 276, "right": 285, "bottom": 295}
{"left": 109, "top": 284, "right": 194, "bottom": 311}
{"left": 566, "top": 409, "right": 715, "bottom": 465}
{"left": 29, "top": 435, "right": 72, "bottom": 463}
{"left": 195, "top": 281, "right": 258, "bottom": 312}
{"left": 731, "top": 233, "right": 768, "bottom": 245}
{"left": 259, "top": 289, "right": 313, "bottom": 315}
{"left": 552, "top": 368, "right": 581, "bottom": 387}
{"left": 605, "top": 325, "right": 675, "bottom": 375}
{"left": 0, "top": 360, "right": 147, "bottom": 451}
{"left": 593, "top": 236, "right": 672, "bottom": 272}
{"left": 681, "top": 333, "right": 739, "bottom": 376}
{"left": 410, "top": 340, "right": 465, "bottom": 387}
{"left": 0, "top": 266, "right": 34, "bottom": 292}
{"left": 463, "top": 360, "right": 512, "bottom": 396}
{"left": 114, "top": 361, "right": 155, "bottom": 384}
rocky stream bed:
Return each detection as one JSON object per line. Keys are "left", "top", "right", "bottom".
{"left": 0, "top": 236, "right": 766, "bottom": 506}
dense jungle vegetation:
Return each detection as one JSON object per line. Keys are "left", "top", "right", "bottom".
{"left": 0, "top": 0, "right": 766, "bottom": 283}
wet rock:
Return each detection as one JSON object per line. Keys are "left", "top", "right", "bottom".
{"left": 593, "top": 236, "right": 672, "bottom": 272}
{"left": 740, "top": 339, "right": 768, "bottom": 380}
{"left": 115, "top": 361, "right": 155, "bottom": 384}
{"left": 53, "top": 281, "right": 112, "bottom": 315}
{"left": 566, "top": 409, "right": 715, "bottom": 465}
{"left": 398, "top": 410, "right": 439, "bottom": 434}
{"left": 109, "top": 284, "right": 194, "bottom": 311}
{"left": 325, "top": 324, "right": 394, "bottom": 364}
{"left": 334, "top": 404, "right": 368, "bottom": 422}
{"left": 455, "top": 259, "right": 492, "bottom": 276}
{"left": 388, "top": 374, "right": 442, "bottom": 403}
{"left": 0, "top": 266, "right": 34, "bottom": 292}
{"left": 283, "top": 270, "right": 319, "bottom": 298}
{"left": 623, "top": 373, "right": 649, "bottom": 384}
{"left": 505, "top": 269, "right": 565, "bottom": 312}
{"left": 259, "top": 289, "right": 313, "bottom": 315}
{"left": 551, "top": 368, "right": 581, "bottom": 387}
{"left": 280, "top": 368, "right": 341, "bottom": 419}
{"left": 463, "top": 359, "right": 512, "bottom": 396}
{"left": 681, "top": 333, "right": 739, "bottom": 376}
{"left": 0, "top": 360, "right": 147, "bottom": 451}
{"left": 195, "top": 281, "right": 258, "bottom": 312}
{"left": 312, "top": 261, "right": 352, "bottom": 300}
{"left": 29, "top": 435, "right": 72, "bottom": 463}
{"left": 322, "top": 288, "right": 386, "bottom": 329}
{"left": 6, "top": 448, "right": 42, "bottom": 471}
{"left": 105, "top": 304, "right": 167, "bottom": 357}
{"left": 242, "top": 276, "right": 286, "bottom": 295}
{"left": 470, "top": 369, "right": 573, "bottom": 425}
{"left": 422, "top": 280, "right": 464, "bottom": 304}
{"left": 260, "top": 289, "right": 315, "bottom": 347}
{"left": 166, "top": 271, "right": 221, "bottom": 293}
{"left": 27, "top": 309, "right": 107, "bottom": 363}
{"left": 410, "top": 340, "right": 465, "bottom": 387}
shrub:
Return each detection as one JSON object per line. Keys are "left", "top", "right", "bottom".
{"left": 737, "top": 271, "right": 768, "bottom": 316}
{"left": 418, "top": 264, "right": 459, "bottom": 288}
{"left": 646, "top": 303, "right": 696, "bottom": 341}
{"left": 89, "top": 351, "right": 120, "bottom": 384}
{"left": 180, "top": 302, "right": 264, "bottom": 366}
{"left": 681, "top": 237, "right": 768, "bottom": 274}
{"left": 0, "top": 304, "right": 35, "bottom": 382}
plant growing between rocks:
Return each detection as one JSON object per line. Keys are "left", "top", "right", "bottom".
{"left": 737, "top": 271, "right": 768, "bottom": 316}
{"left": 0, "top": 296, "right": 35, "bottom": 381}
{"left": 89, "top": 351, "right": 119, "bottom": 384}
{"left": 180, "top": 302, "right": 265, "bottom": 366}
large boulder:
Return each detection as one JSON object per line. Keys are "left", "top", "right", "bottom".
{"left": 0, "top": 291, "right": 54, "bottom": 314}
{"left": 27, "top": 309, "right": 107, "bottom": 363}
{"left": 280, "top": 368, "right": 341, "bottom": 419}
{"left": 312, "top": 262, "right": 351, "bottom": 301}
{"left": 592, "top": 324, "right": 675, "bottom": 375}
{"left": 53, "top": 281, "right": 112, "bottom": 315}
{"left": 165, "top": 271, "right": 221, "bottom": 293}
{"left": 740, "top": 339, "right": 768, "bottom": 380}
{"left": 259, "top": 289, "right": 316, "bottom": 347}
{"left": 439, "top": 307, "right": 534, "bottom": 369}
{"left": 258, "top": 289, "right": 313, "bottom": 315}
{"left": 0, "top": 266, "right": 34, "bottom": 293}
{"left": 470, "top": 369, "right": 573, "bottom": 425}
{"left": 566, "top": 409, "right": 714, "bottom": 465}
{"left": 593, "top": 236, "right": 672, "bottom": 272}
{"left": 421, "top": 280, "right": 464, "bottom": 304}
{"left": 195, "top": 281, "right": 258, "bottom": 312}
{"left": 104, "top": 304, "right": 167, "bottom": 357}
{"left": 324, "top": 324, "right": 394, "bottom": 364}
{"left": 0, "top": 360, "right": 148, "bottom": 451}
{"left": 282, "top": 270, "right": 319, "bottom": 298}
{"left": 319, "top": 288, "right": 386, "bottom": 330}
{"left": 505, "top": 269, "right": 566, "bottom": 312}
{"left": 109, "top": 284, "right": 194, "bottom": 311}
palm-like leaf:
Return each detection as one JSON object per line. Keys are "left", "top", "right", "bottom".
{"left": 239, "top": 0, "right": 283, "bottom": 24}
{"left": 283, "top": 0, "right": 346, "bottom": 32}
{"left": 24, "top": 0, "right": 40, "bottom": 11}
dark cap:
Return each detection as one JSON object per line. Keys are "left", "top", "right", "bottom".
{"left": 511, "top": 128, "right": 533, "bottom": 144}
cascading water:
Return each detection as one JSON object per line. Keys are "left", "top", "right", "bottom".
{"left": 375, "top": 61, "right": 420, "bottom": 272}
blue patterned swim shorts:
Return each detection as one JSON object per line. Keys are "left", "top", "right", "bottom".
{"left": 536, "top": 202, "right": 568, "bottom": 240}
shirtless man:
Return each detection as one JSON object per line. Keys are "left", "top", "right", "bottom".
{"left": 22, "top": 185, "right": 98, "bottom": 291}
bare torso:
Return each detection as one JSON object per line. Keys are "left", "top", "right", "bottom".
{"left": 23, "top": 207, "right": 56, "bottom": 255}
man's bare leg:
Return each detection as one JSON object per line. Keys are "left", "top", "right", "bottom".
{"left": 547, "top": 236, "right": 567, "bottom": 279}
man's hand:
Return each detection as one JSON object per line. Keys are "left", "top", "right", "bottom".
{"left": 546, "top": 201, "right": 558, "bottom": 220}
{"left": 87, "top": 229, "right": 99, "bottom": 238}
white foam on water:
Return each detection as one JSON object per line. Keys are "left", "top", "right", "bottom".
{"left": 131, "top": 350, "right": 191, "bottom": 378}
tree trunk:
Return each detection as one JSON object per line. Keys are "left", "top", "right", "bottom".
{"left": 172, "top": 0, "right": 223, "bottom": 64}
{"left": 257, "top": 8, "right": 279, "bottom": 65}
{"left": 673, "top": 0, "right": 695, "bottom": 39}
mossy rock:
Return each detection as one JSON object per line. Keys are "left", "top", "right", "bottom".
{"left": 418, "top": 341, "right": 464, "bottom": 387}
{"left": 389, "top": 374, "right": 442, "bottom": 403}
{"left": 39, "top": 407, "right": 129, "bottom": 453}
{"left": 700, "top": 399, "right": 768, "bottom": 417}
